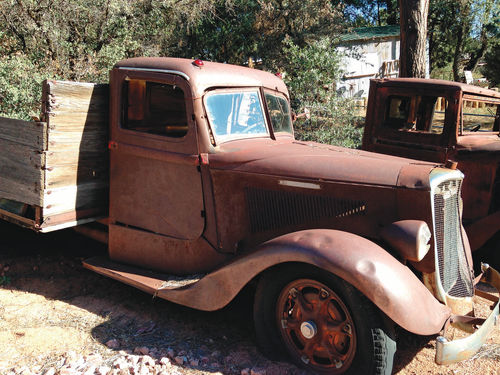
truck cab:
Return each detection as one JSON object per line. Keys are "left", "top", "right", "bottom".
{"left": 0, "top": 59, "right": 499, "bottom": 374}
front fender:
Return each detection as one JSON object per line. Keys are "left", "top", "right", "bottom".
{"left": 160, "top": 229, "right": 450, "bottom": 335}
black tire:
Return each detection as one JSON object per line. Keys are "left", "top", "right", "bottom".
{"left": 254, "top": 264, "right": 396, "bottom": 374}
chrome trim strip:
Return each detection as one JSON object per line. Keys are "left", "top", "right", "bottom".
{"left": 118, "top": 67, "right": 190, "bottom": 81}
{"left": 278, "top": 180, "right": 321, "bottom": 190}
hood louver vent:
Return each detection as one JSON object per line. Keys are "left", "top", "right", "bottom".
{"left": 245, "top": 187, "right": 366, "bottom": 233}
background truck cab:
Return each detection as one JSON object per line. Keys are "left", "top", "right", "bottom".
{"left": 362, "top": 78, "right": 500, "bottom": 264}
{"left": 0, "top": 59, "right": 499, "bottom": 375}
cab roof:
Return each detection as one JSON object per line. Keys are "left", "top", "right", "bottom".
{"left": 371, "top": 78, "right": 500, "bottom": 100}
{"left": 114, "top": 57, "right": 289, "bottom": 98}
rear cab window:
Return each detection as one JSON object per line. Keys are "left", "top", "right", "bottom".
{"left": 122, "top": 79, "right": 188, "bottom": 138}
{"left": 374, "top": 89, "right": 454, "bottom": 148}
{"left": 383, "top": 95, "right": 447, "bottom": 134}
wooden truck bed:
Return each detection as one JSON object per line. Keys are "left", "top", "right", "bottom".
{"left": 0, "top": 80, "right": 109, "bottom": 232}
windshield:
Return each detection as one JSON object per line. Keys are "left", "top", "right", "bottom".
{"left": 264, "top": 92, "right": 293, "bottom": 134}
{"left": 205, "top": 90, "right": 268, "bottom": 142}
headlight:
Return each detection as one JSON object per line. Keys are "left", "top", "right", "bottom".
{"left": 381, "top": 220, "right": 432, "bottom": 262}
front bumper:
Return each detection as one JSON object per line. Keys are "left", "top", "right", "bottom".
{"left": 435, "top": 264, "right": 500, "bottom": 365}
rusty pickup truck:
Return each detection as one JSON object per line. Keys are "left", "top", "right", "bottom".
{"left": 0, "top": 59, "right": 499, "bottom": 375}
{"left": 362, "top": 78, "right": 500, "bottom": 269}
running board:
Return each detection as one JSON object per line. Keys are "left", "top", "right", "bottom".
{"left": 83, "top": 256, "right": 203, "bottom": 296}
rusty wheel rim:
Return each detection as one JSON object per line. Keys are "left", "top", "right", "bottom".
{"left": 276, "top": 279, "right": 357, "bottom": 373}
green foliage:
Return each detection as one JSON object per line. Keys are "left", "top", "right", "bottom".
{"left": 280, "top": 39, "right": 361, "bottom": 148}
{"left": 0, "top": 0, "right": 361, "bottom": 148}
{"left": 0, "top": 55, "right": 49, "bottom": 120}
{"left": 428, "top": 0, "right": 499, "bottom": 80}
{"left": 483, "top": 41, "right": 500, "bottom": 87}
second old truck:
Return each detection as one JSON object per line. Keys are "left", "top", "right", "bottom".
{"left": 0, "top": 58, "right": 499, "bottom": 374}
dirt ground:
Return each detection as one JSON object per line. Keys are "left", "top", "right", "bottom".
{"left": 0, "top": 221, "right": 498, "bottom": 375}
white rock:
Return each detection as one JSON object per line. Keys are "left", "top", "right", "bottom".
{"left": 241, "top": 369, "right": 250, "bottom": 375}
{"left": 140, "top": 355, "right": 155, "bottom": 367}
{"left": 159, "top": 357, "right": 170, "bottom": 366}
{"left": 97, "top": 366, "right": 111, "bottom": 375}
{"left": 112, "top": 359, "right": 128, "bottom": 370}
{"left": 43, "top": 368, "right": 56, "bottom": 375}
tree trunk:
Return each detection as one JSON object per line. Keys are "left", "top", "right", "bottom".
{"left": 452, "top": 0, "right": 471, "bottom": 82}
{"left": 398, "top": 0, "right": 429, "bottom": 78}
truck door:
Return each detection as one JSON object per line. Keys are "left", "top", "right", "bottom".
{"left": 109, "top": 69, "right": 204, "bottom": 240}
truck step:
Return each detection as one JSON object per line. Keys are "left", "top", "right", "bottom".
{"left": 83, "top": 256, "right": 204, "bottom": 295}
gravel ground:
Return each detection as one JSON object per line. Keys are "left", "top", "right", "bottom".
{"left": 0, "top": 221, "right": 498, "bottom": 375}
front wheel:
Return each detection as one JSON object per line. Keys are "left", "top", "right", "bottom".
{"left": 254, "top": 265, "right": 396, "bottom": 374}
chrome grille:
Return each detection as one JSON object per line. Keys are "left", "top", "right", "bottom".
{"left": 433, "top": 178, "right": 474, "bottom": 298}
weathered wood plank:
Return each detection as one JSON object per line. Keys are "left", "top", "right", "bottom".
{"left": 0, "top": 138, "right": 44, "bottom": 169}
{"left": 45, "top": 162, "right": 108, "bottom": 189}
{"left": 47, "top": 130, "right": 108, "bottom": 144}
{"left": 47, "top": 112, "right": 108, "bottom": 132}
{"left": 0, "top": 117, "right": 47, "bottom": 150}
{"left": 43, "top": 183, "right": 108, "bottom": 216}
{"left": 44, "top": 80, "right": 109, "bottom": 114}
{"left": 0, "top": 206, "right": 37, "bottom": 230}
{"left": 0, "top": 137, "right": 44, "bottom": 206}
{"left": 45, "top": 149, "right": 108, "bottom": 166}
{"left": 0, "top": 179, "right": 42, "bottom": 206}
{"left": 46, "top": 136, "right": 108, "bottom": 156}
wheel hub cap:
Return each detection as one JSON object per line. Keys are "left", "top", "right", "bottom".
{"left": 300, "top": 320, "right": 317, "bottom": 339}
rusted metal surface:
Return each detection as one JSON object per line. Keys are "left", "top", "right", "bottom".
{"left": 362, "top": 78, "right": 500, "bottom": 253}
{"left": 435, "top": 265, "right": 500, "bottom": 365}
{"left": 108, "top": 224, "right": 229, "bottom": 275}
{"left": 85, "top": 229, "right": 452, "bottom": 335}
{"left": 466, "top": 211, "right": 500, "bottom": 252}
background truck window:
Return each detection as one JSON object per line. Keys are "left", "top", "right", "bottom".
{"left": 461, "top": 100, "right": 500, "bottom": 132}
{"left": 383, "top": 95, "right": 447, "bottom": 134}
{"left": 122, "top": 79, "right": 188, "bottom": 137}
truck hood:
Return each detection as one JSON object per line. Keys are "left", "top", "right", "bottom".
{"left": 208, "top": 138, "right": 435, "bottom": 188}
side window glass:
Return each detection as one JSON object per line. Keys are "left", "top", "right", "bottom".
{"left": 383, "top": 95, "right": 446, "bottom": 134}
{"left": 122, "top": 79, "right": 188, "bottom": 138}
{"left": 264, "top": 93, "right": 293, "bottom": 134}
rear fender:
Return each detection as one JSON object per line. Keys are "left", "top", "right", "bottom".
{"left": 159, "top": 229, "right": 450, "bottom": 335}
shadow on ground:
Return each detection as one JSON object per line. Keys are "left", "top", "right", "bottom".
{"left": 0, "top": 221, "right": 302, "bottom": 374}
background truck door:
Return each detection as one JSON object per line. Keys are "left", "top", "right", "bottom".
{"left": 109, "top": 69, "right": 204, "bottom": 240}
